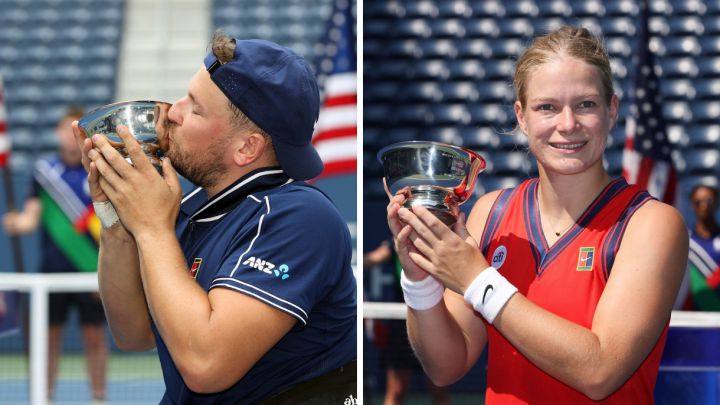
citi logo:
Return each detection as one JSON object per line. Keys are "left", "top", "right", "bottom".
{"left": 242, "top": 257, "right": 290, "bottom": 280}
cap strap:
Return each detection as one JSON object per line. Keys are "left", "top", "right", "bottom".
{"left": 206, "top": 59, "right": 221, "bottom": 74}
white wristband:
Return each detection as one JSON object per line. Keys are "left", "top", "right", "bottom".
{"left": 93, "top": 201, "right": 120, "bottom": 228}
{"left": 400, "top": 271, "right": 444, "bottom": 311}
{"left": 464, "top": 267, "right": 518, "bottom": 324}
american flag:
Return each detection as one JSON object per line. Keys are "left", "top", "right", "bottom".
{"left": 622, "top": 1, "right": 677, "bottom": 204}
{"left": 0, "top": 75, "right": 9, "bottom": 168}
{"left": 312, "top": 0, "right": 357, "bottom": 178}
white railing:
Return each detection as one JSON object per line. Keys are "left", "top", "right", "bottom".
{"left": 363, "top": 301, "right": 720, "bottom": 328}
{"left": 0, "top": 272, "right": 98, "bottom": 405}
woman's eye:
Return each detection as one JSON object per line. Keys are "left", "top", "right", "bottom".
{"left": 537, "top": 104, "right": 555, "bottom": 111}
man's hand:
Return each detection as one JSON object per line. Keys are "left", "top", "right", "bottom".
{"left": 87, "top": 125, "right": 182, "bottom": 238}
{"left": 72, "top": 121, "right": 108, "bottom": 203}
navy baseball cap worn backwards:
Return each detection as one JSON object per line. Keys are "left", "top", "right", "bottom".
{"left": 204, "top": 39, "right": 323, "bottom": 180}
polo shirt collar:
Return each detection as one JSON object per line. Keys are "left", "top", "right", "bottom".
{"left": 187, "top": 167, "right": 291, "bottom": 221}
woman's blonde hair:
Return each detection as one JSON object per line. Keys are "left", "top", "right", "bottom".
{"left": 514, "top": 26, "right": 614, "bottom": 109}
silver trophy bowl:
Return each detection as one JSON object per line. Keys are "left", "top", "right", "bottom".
{"left": 378, "top": 141, "right": 486, "bottom": 225}
{"left": 78, "top": 100, "right": 172, "bottom": 172}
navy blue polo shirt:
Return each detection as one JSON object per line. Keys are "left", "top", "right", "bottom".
{"left": 156, "top": 167, "right": 356, "bottom": 404}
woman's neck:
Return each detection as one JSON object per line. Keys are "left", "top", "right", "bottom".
{"left": 536, "top": 164, "right": 612, "bottom": 239}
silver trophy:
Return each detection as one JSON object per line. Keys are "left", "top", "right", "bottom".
{"left": 78, "top": 100, "right": 172, "bottom": 172}
{"left": 378, "top": 141, "right": 486, "bottom": 225}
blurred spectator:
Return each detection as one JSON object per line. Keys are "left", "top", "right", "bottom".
{"left": 2, "top": 106, "right": 107, "bottom": 401}
{"left": 687, "top": 184, "right": 720, "bottom": 311}
{"left": 365, "top": 241, "right": 451, "bottom": 405}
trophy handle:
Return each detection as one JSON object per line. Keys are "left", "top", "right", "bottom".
{"left": 383, "top": 177, "right": 393, "bottom": 201}
{"left": 452, "top": 154, "right": 486, "bottom": 201}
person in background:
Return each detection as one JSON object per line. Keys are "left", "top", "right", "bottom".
{"left": 687, "top": 184, "right": 720, "bottom": 310}
{"left": 387, "top": 26, "right": 687, "bottom": 403}
{"left": 3, "top": 106, "right": 107, "bottom": 401}
{"left": 364, "top": 241, "right": 451, "bottom": 405}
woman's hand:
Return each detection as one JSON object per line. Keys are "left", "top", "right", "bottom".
{"left": 397, "top": 204, "right": 490, "bottom": 294}
{"left": 387, "top": 192, "right": 431, "bottom": 281}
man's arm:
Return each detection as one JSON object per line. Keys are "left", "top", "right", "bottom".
{"left": 72, "top": 120, "right": 154, "bottom": 351}
{"left": 134, "top": 230, "right": 297, "bottom": 393}
{"left": 88, "top": 126, "right": 297, "bottom": 393}
{"left": 2, "top": 197, "right": 41, "bottom": 235}
{"left": 97, "top": 226, "right": 155, "bottom": 351}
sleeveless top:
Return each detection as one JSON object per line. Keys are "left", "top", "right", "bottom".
{"left": 479, "top": 178, "right": 666, "bottom": 404}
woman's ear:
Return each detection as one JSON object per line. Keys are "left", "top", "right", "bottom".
{"left": 609, "top": 94, "right": 619, "bottom": 130}
{"left": 514, "top": 100, "right": 527, "bottom": 135}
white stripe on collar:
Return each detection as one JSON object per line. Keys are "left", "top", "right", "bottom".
{"left": 191, "top": 169, "right": 284, "bottom": 219}
{"left": 181, "top": 187, "right": 203, "bottom": 204}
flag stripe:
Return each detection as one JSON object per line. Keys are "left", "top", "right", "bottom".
{"left": 325, "top": 72, "right": 356, "bottom": 95}
{"left": 313, "top": 126, "right": 356, "bottom": 143}
{"left": 315, "top": 137, "right": 357, "bottom": 162}
{"left": 318, "top": 159, "right": 356, "bottom": 178}
{"left": 0, "top": 75, "right": 9, "bottom": 167}
{"left": 315, "top": 105, "right": 356, "bottom": 132}
{"left": 323, "top": 94, "right": 357, "bottom": 107}
{"left": 312, "top": 0, "right": 356, "bottom": 179}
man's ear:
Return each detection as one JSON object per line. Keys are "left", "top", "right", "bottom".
{"left": 233, "top": 132, "right": 268, "bottom": 167}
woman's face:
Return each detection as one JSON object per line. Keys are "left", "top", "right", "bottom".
{"left": 515, "top": 55, "right": 618, "bottom": 176}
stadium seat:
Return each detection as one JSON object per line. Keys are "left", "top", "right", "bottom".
{"left": 660, "top": 78, "right": 696, "bottom": 100}
{"left": 396, "top": 19, "right": 432, "bottom": 38}
{"left": 692, "top": 101, "right": 720, "bottom": 123}
{"left": 700, "top": 36, "right": 720, "bottom": 55}
{"left": 682, "top": 149, "right": 720, "bottom": 175}
{"left": 439, "top": 81, "right": 479, "bottom": 102}
{"left": 464, "top": 18, "right": 501, "bottom": 38}
{"left": 470, "top": 1, "right": 506, "bottom": 18}
{"left": 429, "top": 19, "right": 466, "bottom": 38}
{"left": 694, "top": 78, "right": 720, "bottom": 99}
{"left": 697, "top": 56, "right": 720, "bottom": 77}
{"left": 447, "top": 59, "right": 485, "bottom": 80}
{"left": 659, "top": 57, "right": 699, "bottom": 78}
{"left": 428, "top": 104, "right": 470, "bottom": 125}
{"left": 603, "top": 0, "right": 638, "bottom": 16}
{"left": 660, "top": 36, "right": 702, "bottom": 57}
{"left": 498, "top": 18, "right": 534, "bottom": 38}
{"left": 569, "top": 0, "right": 606, "bottom": 17}
{"left": 412, "top": 59, "right": 450, "bottom": 80}
{"left": 419, "top": 38, "right": 458, "bottom": 58}
{"left": 538, "top": 0, "right": 573, "bottom": 17}
{"left": 436, "top": 1, "right": 472, "bottom": 18}
{"left": 687, "top": 125, "right": 720, "bottom": 147}
{"left": 668, "top": 15, "right": 705, "bottom": 36}
{"left": 404, "top": 1, "right": 438, "bottom": 18}
{"left": 456, "top": 38, "right": 492, "bottom": 58}
{"left": 504, "top": 0, "right": 539, "bottom": 18}
{"left": 601, "top": 16, "right": 637, "bottom": 36}
{"left": 458, "top": 127, "right": 497, "bottom": 149}
{"left": 405, "top": 82, "right": 442, "bottom": 102}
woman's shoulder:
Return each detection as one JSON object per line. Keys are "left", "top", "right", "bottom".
{"left": 625, "top": 198, "right": 688, "bottom": 243}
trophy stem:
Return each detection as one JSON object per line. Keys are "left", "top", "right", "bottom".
{"left": 403, "top": 186, "right": 459, "bottom": 226}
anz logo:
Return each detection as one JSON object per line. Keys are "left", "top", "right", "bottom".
{"left": 242, "top": 257, "right": 290, "bottom": 280}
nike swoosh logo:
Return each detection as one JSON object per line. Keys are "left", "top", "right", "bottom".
{"left": 482, "top": 284, "right": 494, "bottom": 304}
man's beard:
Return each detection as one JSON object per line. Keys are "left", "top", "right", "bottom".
{"left": 166, "top": 134, "right": 230, "bottom": 189}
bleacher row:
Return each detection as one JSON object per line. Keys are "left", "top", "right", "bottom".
{"left": 363, "top": 0, "right": 720, "bottom": 201}
{"left": 0, "top": 0, "right": 124, "bottom": 172}
{"left": 0, "top": 0, "right": 342, "bottom": 175}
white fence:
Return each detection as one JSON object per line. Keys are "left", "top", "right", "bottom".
{"left": 0, "top": 272, "right": 98, "bottom": 405}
